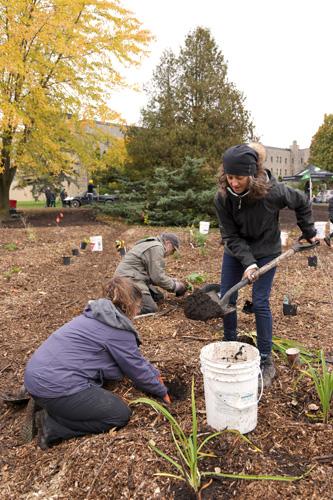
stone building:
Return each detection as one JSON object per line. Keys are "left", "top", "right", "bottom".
{"left": 264, "top": 141, "right": 309, "bottom": 179}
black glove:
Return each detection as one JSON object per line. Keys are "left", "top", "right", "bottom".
{"left": 174, "top": 280, "right": 187, "bottom": 297}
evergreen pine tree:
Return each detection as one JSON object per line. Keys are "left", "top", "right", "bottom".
{"left": 126, "top": 27, "right": 253, "bottom": 178}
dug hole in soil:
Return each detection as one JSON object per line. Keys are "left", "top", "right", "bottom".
{"left": 0, "top": 206, "right": 332, "bottom": 499}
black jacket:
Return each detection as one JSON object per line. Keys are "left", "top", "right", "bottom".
{"left": 214, "top": 177, "right": 316, "bottom": 269}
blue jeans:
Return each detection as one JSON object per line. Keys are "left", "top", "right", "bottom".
{"left": 220, "top": 253, "right": 277, "bottom": 356}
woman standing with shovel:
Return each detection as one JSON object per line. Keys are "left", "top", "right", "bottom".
{"left": 215, "top": 142, "right": 318, "bottom": 388}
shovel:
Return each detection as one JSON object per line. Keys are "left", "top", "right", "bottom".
{"left": 184, "top": 241, "right": 319, "bottom": 320}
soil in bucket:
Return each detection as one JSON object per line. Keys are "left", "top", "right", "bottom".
{"left": 200, "top": 341, "right": 261, "bottom": 434}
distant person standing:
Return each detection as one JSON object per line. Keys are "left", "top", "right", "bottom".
{"left": 324, "top": 196, "right": 333, "bottom": 246}
{"left": 49, "top": 189, "right": 56, "bottom": 207}
{"left": 44, "top": 187, "right": 52, "bottom": 207}
{"left": 87, "top": 179, "right": 95, "bottom": 204}
{"left": 60, "top": 188, "right": 68, "bottom": 207}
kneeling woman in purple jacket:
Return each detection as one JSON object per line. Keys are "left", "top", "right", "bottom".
{"left": 24, "top": 277, "right": 169, "bottom": 449}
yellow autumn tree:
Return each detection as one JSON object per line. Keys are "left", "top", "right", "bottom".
{"left": 0, "top": 0, "right": 151, "bottom": 215}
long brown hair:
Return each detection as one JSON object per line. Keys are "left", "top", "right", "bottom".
{"left": 103, "top": 277, "right": 142, "bottom": 319}
{"left": 218, "top": 142, "right": 271, "bottom": 200}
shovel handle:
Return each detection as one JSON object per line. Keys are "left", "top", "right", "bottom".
{"left": 254, "top": 240, "right": 319, "bottom": 279}
{"left": 220, "top": 239, "right": 319, "bottom": 315}
{"left": 254, "top": 248, "right": 296, "bottom": 278}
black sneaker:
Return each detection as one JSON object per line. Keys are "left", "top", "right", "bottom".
{"left": 324, "top": 236, "right": 331, "bottom": 247}
{"left": 260, "top": 355, "right": 276, "bottom": 388}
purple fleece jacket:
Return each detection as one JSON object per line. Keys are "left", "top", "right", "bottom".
{"left": 24, "top": 299, "right": 166, "bottom": 399}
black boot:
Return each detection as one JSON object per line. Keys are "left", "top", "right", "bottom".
{"left": 260, "top": 354, "right": 276, "bottom": 388}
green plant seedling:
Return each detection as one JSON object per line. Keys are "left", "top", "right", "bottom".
{"left": 189, "top": 227, "right": 208, "bottom": 248}
{"left": 302, "top": 350, "right": 333, "bottom": 424}
{"left": 3, "top": 243, "right": 18, "bottom": 251}
{"left": 4, "top": 266, "right": 22, "bottom": 280}
{"left": 186, "top": 272, "right": 206, "bottom": 285}
{"left": 26, "top": 227, "right": 37, "bottom": 241}
{"left": 131, "top": 379, "right": 310, "bottom": 497}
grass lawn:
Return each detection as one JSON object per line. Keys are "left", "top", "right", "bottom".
{"left": 16, "top": 200, "right": 48, "bottom": 209}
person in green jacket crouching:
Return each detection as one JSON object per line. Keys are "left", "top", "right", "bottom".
{"left": 114, "top": 233, "right": 186, "bottom": 314}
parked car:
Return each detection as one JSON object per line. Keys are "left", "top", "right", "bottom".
{"left": 313, "top": 189, "right": 333, "bottom": 203}
{"left": 63, "top": 191, "right": 118, "bottom": 208}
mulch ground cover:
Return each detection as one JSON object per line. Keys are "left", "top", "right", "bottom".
{"left": 0, "top": 206, "right": 332, "bottom": 499}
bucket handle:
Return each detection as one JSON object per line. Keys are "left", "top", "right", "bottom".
{"left": 220, "top": 368, "right": 264, "bottom": 411}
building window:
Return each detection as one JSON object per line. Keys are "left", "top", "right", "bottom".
{"left": 301, "top": 158, "right": 303, "bottom": 164}
{"left": 285, "top": 158, "right": 287, "bottom": 164}
{"left": 292, "top": 158, "right": 294, "bottom": 164}
{"left": 285, "top": 169, "right": 287, "bottom": 175}
{"left": 271, "top": 156, "right": 273, "bottom": 162}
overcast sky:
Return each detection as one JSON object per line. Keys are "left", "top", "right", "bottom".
{"left": 110, "top": 0, "right": 333, "bottom": 149}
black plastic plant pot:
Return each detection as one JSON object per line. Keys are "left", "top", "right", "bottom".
{"left": 63, "top": 256, "right": 71, "bottom": 265}
{"left": 308, "top": 256, "right": 317, "bottom": 267}
{"left": 80, "top": 241, "right": 88, "bottom": 250}
{"left": 72, "top": 248, "right": 79, "bottom": 256}
{"left": 242, "top": 300, "right": 254, "bottom": 314}
{"left": 283, "top": 303, "right": 297, "bottom": 316}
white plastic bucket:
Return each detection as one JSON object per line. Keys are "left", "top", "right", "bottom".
{"left": 90, "top": 235, "right": 103, "bottom": 251}
{"left": 314, "top": 221, "right": 327, "bottom": 239}
{"left": 199, "top": 221, "right": 210, "bottom": 234}
{"left": 330, "top": 222, "right": 333, "bottom": 234}
{"left": 200, "top": 341, "right": 262, "bottom": 434}
{"left": 280, "top": 231, "right": 288, "bottom": 246}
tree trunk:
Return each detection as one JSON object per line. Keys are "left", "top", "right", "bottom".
{"left": 0, "top": 130, "right": 16, "bottom": 219}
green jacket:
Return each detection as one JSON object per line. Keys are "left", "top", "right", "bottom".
{"left": 114, "top": 237, "right": 176, "bottom": 293}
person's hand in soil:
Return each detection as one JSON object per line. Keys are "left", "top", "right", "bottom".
{"left": 174, "top": 280, "right": 187, "bottom": 296}
{"left": 162, "top": 393, "right": 172, "bottom": 404}
{"left": 157, "top": 375, "right": 172, "bottom": 404}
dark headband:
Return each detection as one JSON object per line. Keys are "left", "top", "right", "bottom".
{"left": 223, "top": 144, "right": 258, "bottom": 176}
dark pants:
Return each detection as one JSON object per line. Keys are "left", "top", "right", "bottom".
{"left": 34, "top": 386, "right": 131, "bottom": 446}
{"left": 220, "top": 253, "right": 277, "bottom": 356}
{"left": 140, "top": 286, "right": 164, "bottom": 315}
